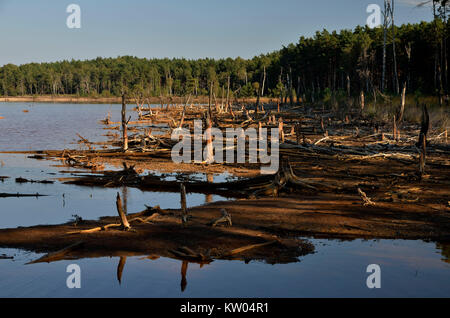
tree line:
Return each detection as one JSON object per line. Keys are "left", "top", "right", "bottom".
{"left": 0, "top": 16, "right": 448, "bottom": 103}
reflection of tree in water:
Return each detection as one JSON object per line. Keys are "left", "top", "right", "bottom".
{"left": 117, "top": 256, "right": 127, "bottom": 284}
{"left": 181, "top": 261, "right": 188, "bottom": 292}
{"left": 205, "top": 174, "right": 213, "bottom": 203}
{"left": 180, "top": 260, "right": 208, "bottom": 292}
{"left": 121, "top": 186, "right": 128, "bottom": 215}
{"left": 436, "top": 242, "right": 450, "bottom": 264}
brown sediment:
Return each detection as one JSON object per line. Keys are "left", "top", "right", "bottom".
{"left": 0, "top": 191, "right": 449, "bottom": 265}
{"left": 0, "top": 205, "right": 314, "bottom": 265}
{"left": 1, "top": 100, "right": 449, "bottom": 262}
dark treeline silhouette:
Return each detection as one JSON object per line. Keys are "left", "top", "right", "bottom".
{"left": 0, "top": 19, "right": 448, "bottom": 102}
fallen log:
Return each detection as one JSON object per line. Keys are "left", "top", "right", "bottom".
{"left": 210, "top": 209, "right": 232, "bottom": 227}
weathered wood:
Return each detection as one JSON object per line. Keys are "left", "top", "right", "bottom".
{"left": 393, "top": 115, "right": 398, "bottom": 141}
{"left": 419, "top": 132, "right": 426, "bottom": 177}
{"left": 116, "top": 192, "right": 131, "bottom": 230}
{"left": 204, "top": 117, "right": 214, "bottom": 164}
{"left": 418, "top": 104, "right": 430, "bottom": 147}
{"left": 121, "top": 94, "right": 129, "bottom": 151}
{"left": 360, "top": 91, "right": 365, "bottom": 110}
{"left": 358, "top": 188, "right": 376, "bottom": 206}
{"left": 210, "top": 209, "right": 232, "bottom": 227}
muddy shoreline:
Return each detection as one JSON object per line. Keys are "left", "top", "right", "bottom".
{"left": 1, "top": 100, "right": 449, "bottom": 264}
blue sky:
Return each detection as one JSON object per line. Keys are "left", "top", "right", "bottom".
{"left": 0, "top": 0, "right": 433, "bottom": 66}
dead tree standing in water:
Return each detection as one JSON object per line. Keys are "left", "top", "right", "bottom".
{"left": 417, "top": 104, "right": 430, "bottom": 178}
{"left": 121, "top": 94, "right": 129, "bottom": 152}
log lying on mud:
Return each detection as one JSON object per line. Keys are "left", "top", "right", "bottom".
{"left": 63, "top": 159, "right": 323, "bottom": 198}
{"left": 210, "top": 209, "right": 232, "bottom": 227}
{"left": 0, "top": 203, "right": 315, "bottom": 265}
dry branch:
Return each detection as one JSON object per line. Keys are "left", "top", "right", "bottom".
{"left": 358, "top": 188, "right": 376, "bottom": 206}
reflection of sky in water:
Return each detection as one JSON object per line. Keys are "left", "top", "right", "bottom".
{"left": 0, "top": 102, "right": 166, "bottom": 151}
{"left": 0, "top": 239, "right": 449, "bottom": 298}
{"left": 0, "top": 154, "right": 228, "bottom": 228}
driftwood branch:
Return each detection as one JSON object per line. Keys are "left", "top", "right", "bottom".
{"left": 358, "top": 188, "right": 376, "bottom": 206}
{"left": 210, "top": 209, "right": 232, "bottom": 227}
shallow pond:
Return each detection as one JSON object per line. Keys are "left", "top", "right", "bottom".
{"left": 0, "top": 239, "right": 448, "bottom": 297}
{"left": 0, "top": 103, "right": 449, "bottom": 297}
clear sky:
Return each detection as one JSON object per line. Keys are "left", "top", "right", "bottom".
{"left": 0, "top": 0, "right": 433, "bottom": 66}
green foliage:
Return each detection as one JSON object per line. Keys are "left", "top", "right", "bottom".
{"left": 240, "top": 83, "right": 254, "bottom": 98}
{"left": 0, "top": 20, "right": 448, "bottom": 98}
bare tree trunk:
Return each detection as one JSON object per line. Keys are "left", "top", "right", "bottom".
{"left": 347, "top": 75, "right": 351, "bottom": 97}
{"left": 419, "top": 133, "right": 426, "bottom": 178}
{"left": 116, "top": 192, "right": 131, "bottom": 230}
{"left": 121, "top": 94, "right": 128, "bottom": 152}
{"left": 204, "top": 116, "right": 214, "bottom": 164}
{"left": 226, "top": 75, "right": 230, "bottom": 113}
{"left": 391, "top": 0, "right": 399, "bottom": 94}
{"left": 289, "top": 67, "right": 294, "bottom": 107}
{"left": 261, "top": 66, "right": 266, "bottom": 97}
{"left": 382, "top": 0, "right": 389, "bottom": 92}
{"left": 360, "top": 91, "right": 365, "bottom": 111}
{"left": 208, "top": 81, "right": 213, "bottom": 118}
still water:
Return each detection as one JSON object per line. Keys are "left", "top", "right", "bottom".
{"left": 0, "top": 102, "right": 449, "bottom": 297}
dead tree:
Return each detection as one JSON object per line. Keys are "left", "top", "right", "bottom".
{"left": 393, "top": 115, "right": 398, "bottom": 141}
{"left": 419, "top": 133, "right": 426, "bottom": 178}
{"left": 360, "top": 91, "right": 365, "bottom": 111}
{"left": 204, "top": 116, "right": 214, "bottom": 164}
{"left": 417, "top": 104, "right": 430, "bottom": 178}
{"left": 116, "top": 192, "right": 131, "bottom": 230}
{"left": 225, "top": 75, "right": 230, "bottom": 113}
{"left": 391, "top": 0, "right": 399, "bottom": 94}
{"left": 417, "top": 104, "right": 430, "bottom": 148}
{"left": 397, "top": 82, "right": 406, "bottom": 123}
{"left": 121, "top": 94, "right": 129, "bottom": 152}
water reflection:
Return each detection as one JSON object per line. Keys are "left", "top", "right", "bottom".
{"left": 437, "top": 242, "right": 450, "bottom": 264}
{"left": 181, "top": 261, "right": 188, "bottom": 292}
{"left": 0, "top": 239, "right": 448, "bottom": 297}
{"left": 205, "top": 174, "right": 214, "bottom": 203}
{"left": 0, "top": 153, "right": 229, "bottom": 229}
{"left": 117, "top": 256, "right": 127, "bottom": 285}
